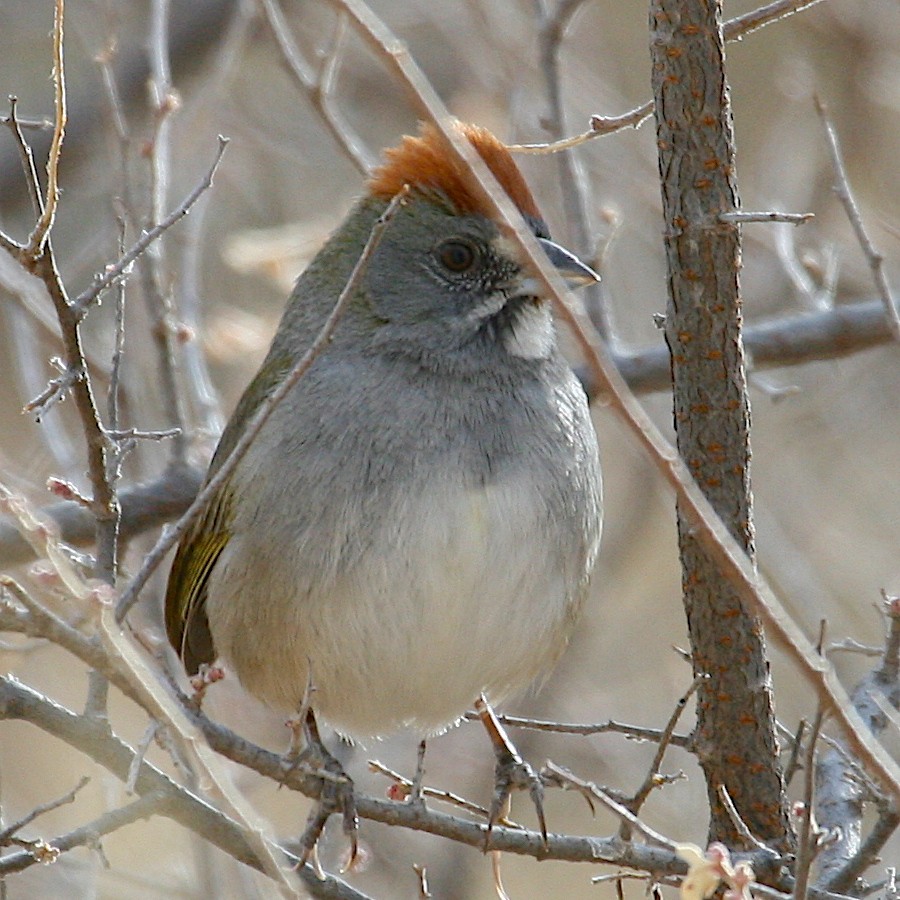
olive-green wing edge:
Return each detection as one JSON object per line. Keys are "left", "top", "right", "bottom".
{"left": 164, "top": 352, "right": 291, "bottom": 672}
{"left": 164, "top": 494, "right": 231, "bottom": 674}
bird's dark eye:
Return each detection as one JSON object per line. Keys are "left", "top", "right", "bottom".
{"left": 436, "top": 239, "right": 479, "bottom": 274}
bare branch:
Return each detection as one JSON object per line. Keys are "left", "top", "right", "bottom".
{"left": 815, "top": 96, "right": 900, "bottom": 342}
{"left": 512, "top": 0, "right": 827, "bottom": 154}
{"left": 24, "top": 0, "right": 66, "bottom": 258}
{"left": 258, "top": 0, "right": 374, "bottom": 173}
{"left": 719, "top": 210, "right": 814, "bottom": 225}
{"left": 0, "top": 463, "right": 203, "bottom": 569}
{"left": 624, "top": 676, "right": 705, "bottom": 823}
{"left": 72, "top": 136, "right": 229, "bottom": 314}
{"left": 0, "top": 677, "right": 371, "bottom": 899}
{"left": 0, "top": 776, "right": 89, "bottom": 845}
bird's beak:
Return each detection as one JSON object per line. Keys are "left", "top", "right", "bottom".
{"left": 538, "top": 237, "right": 600, "bottom": 288}
{"left": 515, "top": 237, "right": 600, "bottom": 297}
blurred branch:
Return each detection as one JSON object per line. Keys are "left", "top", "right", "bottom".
{"left": 815, "top": 97, "right": 900, "bottom": 343}
{"left": 816, "top": 595, "right": 900, "bottom": 892}
{"left": 599, "top": 297, "right": 894, "bottom": 397}
{"left": 0, "top": 463, "right": 203, "bottom": 568}
{"left": 512, "top": 0, "right": 826, "bottom": 153}
{"left": 534, "top": 0, "right": 612, "bottom": 343}
{"left": 258, "top": 0, "right": 375, "bottom": 173}
{"left": 137, "top": 0, "right": 191, "bottom": 467}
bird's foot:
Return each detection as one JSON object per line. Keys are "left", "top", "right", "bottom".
{"left": 284, "top": 709, "right": 359, "bottom": 871}
{"left": 475, "top": 696, "right": 548, "bottom": 850}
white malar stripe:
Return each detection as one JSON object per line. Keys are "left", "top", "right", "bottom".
{"left": 504, "top": 302, "right": 554, "bottom": 359}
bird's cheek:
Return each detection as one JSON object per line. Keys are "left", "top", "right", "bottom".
{"left": 463, "top": 293, "right": 506, "bottom": 325}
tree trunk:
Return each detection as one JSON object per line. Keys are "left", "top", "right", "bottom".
{"left": 649, "top": 0, "right": 793, "bottom": 850}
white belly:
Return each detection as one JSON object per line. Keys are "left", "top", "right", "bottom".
{"left": 208, "top": 475, "right": 579, "bottom": 739}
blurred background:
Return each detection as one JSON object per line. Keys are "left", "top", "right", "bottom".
{"left": 0, "top": 0, "right": 898, "bottom": 897}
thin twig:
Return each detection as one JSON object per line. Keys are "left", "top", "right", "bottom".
{"left": 717, "top": 784, "right": 772, "bottom": 853}
{"left": 719, "top": 210, "right": 814, "bottom": 225}
{"left": 512, "top": 0, "right": 826, "bottom": 154}
{"left": 723, "top": 0, "right": 826, "bottom": 39}
{"left": 2, "top": 96, "right": 45, "bottom": 225}
{"left": 464, "top": 709, "right": 692, "bottom": 745}
{"left": 258, "top": 0, "right": 374, "bottom": 172}
{"left": 115, "top": 186, "right": 409, "bottom": 621}
{"left": 72, "top": 137, "right": 228, "bottom": 314}
{"left": 0, "top": 776, "right": 89, "bottom": 845}
{"left": 794, "top": 708, "right": 826, "bottom": 900}
{"left": 624, "top": 675, "right": 706, "bottom": 824}
{"left": 815, "top": 96, "right": 900, "bottom": 342}
{"left": 542, "top": 762, "right": 678, "bottom": 851}
{"left": 25, "top": 0, "right": 66, "bottom": 258}
{"left": 367, "top": 760, "right": 493, "bottom": 821}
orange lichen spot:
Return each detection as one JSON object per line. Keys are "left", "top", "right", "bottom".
{"left": 706, "top": 349, "right": 723, "bottom": 360}
{"left": 684, "top": 268, "right": 701, "bottom": 281}
{"left": 368, "top": 121, "right": 541, "bottom": 220}
{"left": 666, "top": 74, "right": 680, "bottom": 84}
{"left": 667, "top": 46, "right": 683, "bottom": 58}
{"left": 681, "top": 24, "right": 701, "bottom": 35}
{"left": 695, "top": 177, "right": 713, "bottom": 189}
{"left": 739, "top": 713, "right": 757, "bottom": 725}
{"left": 691, "top": 403, "right": 710, "bottom": 414}
{"left": 726, "top": 754, "right": 744, "bottom": 766}
{"left": 702, "top": 115, "right": 717, "bottom": 127}
{"left": 705, "top": 476, "right": 722, "bottom": 487}
{"left": 719, "top": 634, "right": 733, "bottom": 647}
{"left": 678, "top": 331, "right": 693, "bottom": 343}
{"left": 689, "top": 458, "right": 703, "bottom": 469}
{"left": 707, "top": 442, "right": 724, "bottom": 454}
{"left": 673, "top": 215, "right": 688, "bottom": 229}
{"left": 704, "top": 158, "right": 719, "bottom": 171}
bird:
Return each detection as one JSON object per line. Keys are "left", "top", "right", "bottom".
{"left": 164, "top": 120, "right": 603, "bottom": 852}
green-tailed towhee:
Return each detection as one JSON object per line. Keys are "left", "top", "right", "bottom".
{"left": 165, "top": 121, "right": 603, "bottom": 744}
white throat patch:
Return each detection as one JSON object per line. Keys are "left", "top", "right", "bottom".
{"left": 503, "top": 301, "right": 554, "bottom": 359}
